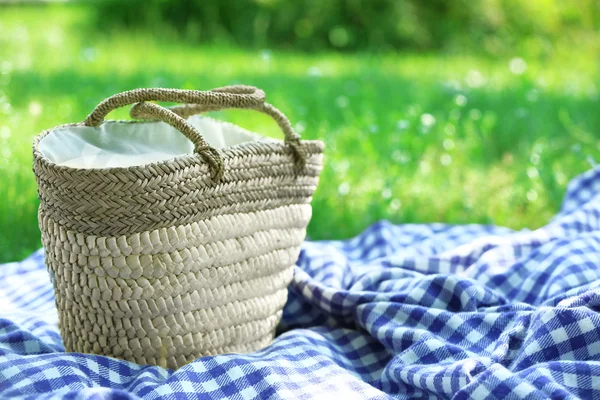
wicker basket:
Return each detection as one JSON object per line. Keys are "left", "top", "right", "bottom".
{"left": 32, "top": 85, "right": 324, "bottom": 369}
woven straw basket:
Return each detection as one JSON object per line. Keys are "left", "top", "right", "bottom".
{"left": 32, "top": 85, "right": 324, "bottom": 369}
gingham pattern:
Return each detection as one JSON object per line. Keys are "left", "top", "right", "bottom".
{"left": 1, "top": 165, "right": 600, "bottom": 399}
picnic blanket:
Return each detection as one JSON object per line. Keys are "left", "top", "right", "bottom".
{"left": 1, "top": 165, "right": 600, "bottom": 399}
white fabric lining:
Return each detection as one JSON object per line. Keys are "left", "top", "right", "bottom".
{"left": 39, "top": 116, "right": 266, "bottom": 168}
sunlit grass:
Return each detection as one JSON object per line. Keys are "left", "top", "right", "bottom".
{"left": 1, "top": 4, "right": 599, "bottom": 262}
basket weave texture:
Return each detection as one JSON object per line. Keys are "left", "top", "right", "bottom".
{"left": 32, "top": 86, "right": 324, "bottom": 369}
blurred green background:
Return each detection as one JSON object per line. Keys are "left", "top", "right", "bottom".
{"left": 1, "top": 0, "right": 599, "bottom": 263}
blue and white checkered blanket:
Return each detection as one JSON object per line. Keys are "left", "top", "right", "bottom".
{"left": 2, "top": 166, "right": 600, "bottom": 399}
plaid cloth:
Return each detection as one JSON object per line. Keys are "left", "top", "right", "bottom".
{"left": 1, "top": 166, "right": 600, "bottom": 399}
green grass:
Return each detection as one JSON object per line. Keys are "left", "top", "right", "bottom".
{"left": 1, "top": 5, "right": 599, "bottom": 263}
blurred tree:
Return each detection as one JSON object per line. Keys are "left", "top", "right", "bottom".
{"left": 92, "top": 0, "right": 600, "bottom": 53}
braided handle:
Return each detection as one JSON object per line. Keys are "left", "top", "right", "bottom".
{"left": 127, "top": 102, "right": 224, "bottom": 180}
{"left": 129, "top": 94, "right": 302, "bottom": 145}
{"left": 83, "top": 85, "right": 307, "bottom": 180}
{"left": 84, "top": 85, "right": 265, "bottom": 127}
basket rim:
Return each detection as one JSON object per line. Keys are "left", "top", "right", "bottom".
{"left": 33, "top": 116, "right": 325, "bottom": 174}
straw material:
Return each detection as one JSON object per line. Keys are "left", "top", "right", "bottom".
{"left": 33, "top": 86, "right": 324, "bottom": 369}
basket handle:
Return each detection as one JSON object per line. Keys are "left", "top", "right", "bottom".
{"left": 83, "top": 85, "right": 306, "bottom": 181}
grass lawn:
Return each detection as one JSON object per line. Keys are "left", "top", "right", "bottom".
{"left": 1, "top": 5, "right": 599, "bottom": 263}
